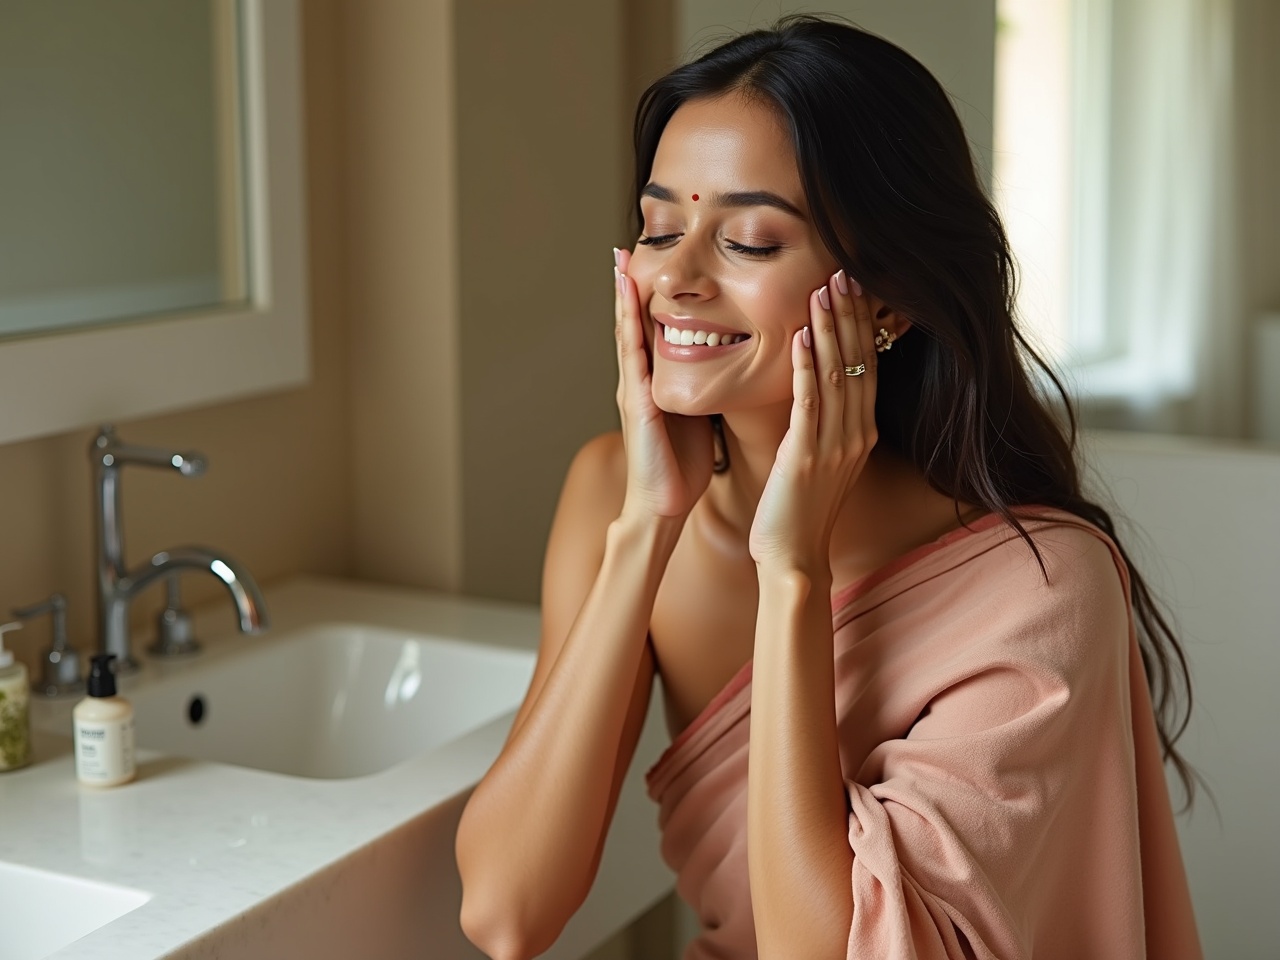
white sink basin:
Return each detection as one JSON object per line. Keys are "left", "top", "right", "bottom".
{"left": 127, "top": 623, "right": 536, "bottom": 779}
{"left": 0, "top": 861, "right": 149, "bottom": 960}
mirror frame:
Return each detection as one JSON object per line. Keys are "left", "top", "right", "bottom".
{"left": 0, "top": 0, "right": 308, "bottom": 445}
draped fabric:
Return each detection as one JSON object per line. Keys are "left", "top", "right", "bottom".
{"left": 646, "top": 507, "right": 1201, "bottom": 959}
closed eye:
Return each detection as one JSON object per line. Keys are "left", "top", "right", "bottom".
{"left": 726, "top": 239, "right": 782, "bottom": 256}
{"left": 636, "top": 234, "right": 782, "bottom": 257}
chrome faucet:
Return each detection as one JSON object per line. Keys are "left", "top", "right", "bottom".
{"left": 92, "top": 425, "right": 269, "bottom": 672}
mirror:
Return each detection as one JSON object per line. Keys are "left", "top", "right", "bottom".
{"left": 0, "top": 0, "right": 308, "bottom": 446}
{"left": 0, "top": 0, "right": 249, "bottom": 339}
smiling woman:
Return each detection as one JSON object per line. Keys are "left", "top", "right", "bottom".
{"left": 455, "top": 14, "right": 1202, "bottom": 960}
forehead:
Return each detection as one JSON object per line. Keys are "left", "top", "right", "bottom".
{"left": 651, "top": 94, "right": 801, "bottom": 197}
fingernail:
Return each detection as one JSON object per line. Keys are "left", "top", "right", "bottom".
{"left": 614, "top": 265, "right": 622, "bottom": 294}
{"left": 850, "top": 276, "right": 863, "bottom": 297}
{"left": 613, "top": 247, "right": 620, "bottom": 267}
{"left": 818, "top": 285, "right": 830, "bottom": 310}
{"left": 802, "top": 325, "right": 811, "bottom": 348}
{"left": 834, "top": 270, "right": 849, "bottom": 296}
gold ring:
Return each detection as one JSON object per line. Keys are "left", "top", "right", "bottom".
{"left": 843, "top": 363, "right": 867, "bottom": 377}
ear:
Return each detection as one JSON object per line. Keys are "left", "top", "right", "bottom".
{"left": 870, "top": 298, "right": 912, "bottom": 341}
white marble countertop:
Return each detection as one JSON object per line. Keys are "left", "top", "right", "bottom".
{"left": 0, "top": 576, "right": 571, "bottom": 959}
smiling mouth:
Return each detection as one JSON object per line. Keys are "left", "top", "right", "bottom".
{"left": 660, "top": 324, "right": 750, "bottom": 347}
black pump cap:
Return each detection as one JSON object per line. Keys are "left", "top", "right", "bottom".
{"left": 87, "top": 654, "right": 118, "bottom": 697}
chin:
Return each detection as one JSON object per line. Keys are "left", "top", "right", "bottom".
{"left": 651, "top": 378, "right": 720, "bottom": 417}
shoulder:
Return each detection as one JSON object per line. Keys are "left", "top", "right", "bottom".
{"left": 939, "top": 507, "right": 1122, "bottom": 592}
{"left": 1008, "top": 509, "right": 1130, "bottom": 603}
{"left": 972, "top": 510, "right": 1133, "bottom": 672}
{"left": 561, "top": 431, "right": 626, "bottom": 512}
{"left": 568, "top": 430, "right": 625, "bottom": 481}
{"left": 546, "top": 431, "right": 627, "bottom": 555}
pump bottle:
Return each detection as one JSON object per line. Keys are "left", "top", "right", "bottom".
{"left": 73, "top": 654, "right": 135, "bottom": 786}
{"left": 0, "top": 621, "right": 31, "bottom": 772}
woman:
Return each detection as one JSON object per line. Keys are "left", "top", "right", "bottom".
{"left": 456, "top": 15, "right": 1201, "bottom": 960}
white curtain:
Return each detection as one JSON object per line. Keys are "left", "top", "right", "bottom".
{"left": 1071, "top": 0, "right": 1244, "bottom": 436}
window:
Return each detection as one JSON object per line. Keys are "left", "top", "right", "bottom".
{"left": 994, "top": 0, "right": 1239, "bottom": 428}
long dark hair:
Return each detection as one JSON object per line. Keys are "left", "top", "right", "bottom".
{"left": 633, "top": 15, "right": 1197, "bottom": 803}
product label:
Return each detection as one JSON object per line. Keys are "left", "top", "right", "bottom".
{"left": 75, "top": 714, "right": 136, "bottom": 784}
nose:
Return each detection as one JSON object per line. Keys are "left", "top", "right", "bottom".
{"left": 653, "top": 236, "right": 717, "bottom": 303}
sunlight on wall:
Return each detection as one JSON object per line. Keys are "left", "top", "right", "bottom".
{"left": 993, "top": 0, "right": 1074, "bottom": 364}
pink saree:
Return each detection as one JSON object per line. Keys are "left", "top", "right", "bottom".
{"left": 645, "top": 507, "right": 1201, "bottom": 959}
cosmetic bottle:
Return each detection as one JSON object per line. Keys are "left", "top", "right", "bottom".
{"left": 0, "top": 621, "right": 32, "bottom": 772}
{"left": 73, "top": 654, "right": 135, "bottom": 787}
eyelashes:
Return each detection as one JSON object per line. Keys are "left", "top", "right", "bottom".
{"left": 637, "top": 233, "right": 782, "bottom": 257}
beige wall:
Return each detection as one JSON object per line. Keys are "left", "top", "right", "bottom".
{"left": 345, "top": 0, "right": 671, "bottom": 605}
{"left": 345, "top": 0, "right": 464, "bottom": 592}
{"left": 455, "top": 1, "right": 629, "bottom": 603}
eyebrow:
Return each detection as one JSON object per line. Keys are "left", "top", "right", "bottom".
{"left": 641, "top": 182, "right": 807, "bottom": 221}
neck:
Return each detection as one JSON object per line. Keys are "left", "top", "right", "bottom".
{"left": 706, "top": 407, "right": 949, "bottom": 571}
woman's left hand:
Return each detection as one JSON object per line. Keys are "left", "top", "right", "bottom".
{"left": 748, "top": 268, "right": 879, "bottom": 573}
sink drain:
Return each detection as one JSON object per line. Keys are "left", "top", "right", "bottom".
{"left": 187, "top": 695, "right": 207, "bottom": 725}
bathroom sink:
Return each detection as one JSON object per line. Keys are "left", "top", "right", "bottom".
{"left": 9, "top": 579, "right": 669, "bottom": 960}
{"left": 0, "top": 861, "right": 150, "bottom": 960}
{"left": 125, "top": 623, "right": 536, "bottom": 779}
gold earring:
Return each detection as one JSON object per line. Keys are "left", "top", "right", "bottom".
{"left": 875, "top": 328, "right": 896, "bottom": 353}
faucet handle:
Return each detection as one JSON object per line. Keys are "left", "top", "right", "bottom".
{"left": 13, "top": 593, "right": 83, "bottom": 697}
{"left": 92, "top": 425, "right": 206, "bottom": 476}
{"left": 148, "top": 572, "right": 201, "bottom": 658}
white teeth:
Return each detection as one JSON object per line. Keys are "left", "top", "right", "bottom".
{"left": 663, "top": 325, "right": 745, "bottom": 346}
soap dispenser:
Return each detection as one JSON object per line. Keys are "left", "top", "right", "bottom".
{"left": 0, "top": 621, "right": 32, "bottom": 772}
{"left": 73, "top": 654, "right": 135, "bottom": 787}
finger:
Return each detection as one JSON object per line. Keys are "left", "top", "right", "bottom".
{"left": 829, "top": 268, "right": 865, "bottom": 435}
{"left": 614, "top": 258, "right": 628, "bottom": 405}
{"left": 789, "top": 325, "right": 819, "bottom": 452}
{"left": 615, "top": 267, "right": 652, "bottom": 403}
{"left": 847, "top": 273, "right": 879, "bottom": 439}
{"left": 808, "top": 283, "right": 844, "bottom": 448}
{"left": 616, "top": 246, "right": 654, "bottom": 369}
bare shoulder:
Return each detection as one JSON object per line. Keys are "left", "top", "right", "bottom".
{"left": 540, "top": 431, "right": 627, "bottom": 607}
{"left": 558, "top": 431, "right": 627, "bottom": 528}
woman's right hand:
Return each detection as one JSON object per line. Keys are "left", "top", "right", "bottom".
{"left": 614, "top": 247, "right": 715, "bottom": 521}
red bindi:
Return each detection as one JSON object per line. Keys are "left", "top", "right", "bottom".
{"left": 691, "top": 193, "right": 699, "bottom": 201}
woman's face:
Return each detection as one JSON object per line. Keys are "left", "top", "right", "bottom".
{"left": 628, "top": 93, "right": 839, "bottom": 416}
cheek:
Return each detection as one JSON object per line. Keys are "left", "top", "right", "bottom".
{"left": 729, "top": 273, "right": 814, "bottom": 334}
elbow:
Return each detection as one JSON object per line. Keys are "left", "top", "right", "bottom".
{"left": 456, "top": 802, "right": 590, "bottom": 958}
{"left": 459, "top": 890, "right": 555, "bottom": 960}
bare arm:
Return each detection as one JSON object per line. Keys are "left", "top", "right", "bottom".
{"left": 744, "top": 274, "right": 878, "bottom": 957}
{"left": 456, "top": 432, "right": 684, "bottom": 960}
{"left": 748, "top": 568, "right": 852, "bottom": 959}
